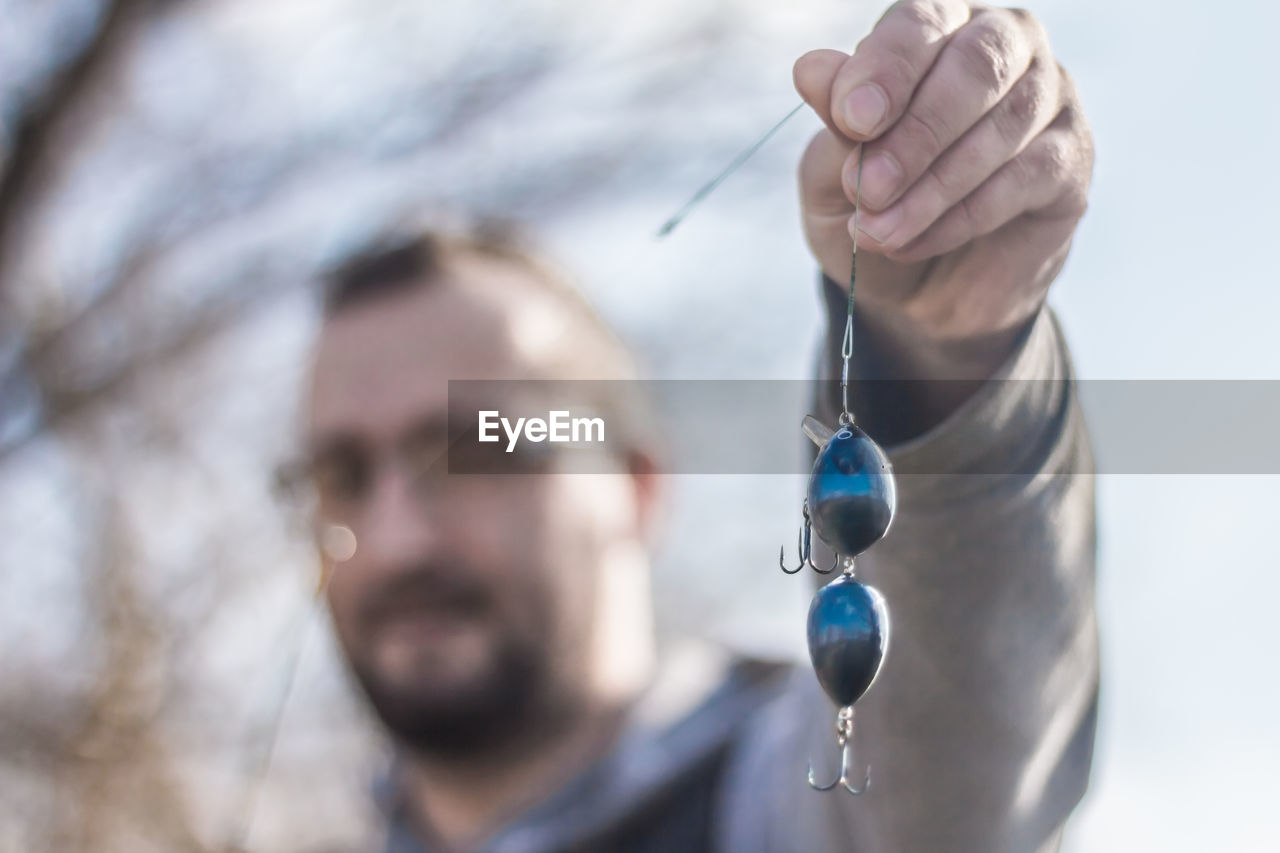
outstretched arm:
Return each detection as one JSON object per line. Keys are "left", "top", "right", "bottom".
{"left": 801, "top": 278, "right": 1098, "bottom": 852}
{"left": 722, "top": 288, "right": 1098, "bottom": 853}
{"left": 720, "top": 4, "right": 1099, "bottom": 851}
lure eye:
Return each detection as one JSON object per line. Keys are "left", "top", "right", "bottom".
{"left": 806, "top": 424, "right": 896, "bottom": 557}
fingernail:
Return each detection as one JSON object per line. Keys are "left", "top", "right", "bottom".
{"left": 842, "top": 85, "right": 888, "bottom": 136}
{"left": 858, "top": 205, "right": 902, "bottom": 245}
{"left": 858, "top": 153, "right": 901, "bottom": 210}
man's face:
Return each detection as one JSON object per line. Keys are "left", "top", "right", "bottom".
{"left": 306, "top": 256, "right": 645, "bottom": 757}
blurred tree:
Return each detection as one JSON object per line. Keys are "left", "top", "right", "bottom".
{"left": 0, "top": 1, "right": 832, "bottom": 850}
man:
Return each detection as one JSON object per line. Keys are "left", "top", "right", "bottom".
{"left": 299, "top": 2, "right": 1098, "bottom": 850}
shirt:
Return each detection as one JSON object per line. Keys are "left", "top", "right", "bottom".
{"left": 379, "top": 276, "right": 1100, "bottom": 853}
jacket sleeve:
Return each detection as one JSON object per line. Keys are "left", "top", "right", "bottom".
{"left": 719, "top": 275, "right": 1100, "bottom": 853}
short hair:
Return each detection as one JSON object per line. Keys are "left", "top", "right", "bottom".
{"left": 322, "top": 232, "right": 441, "bottom": 315}
{"left": 323, "top": 220, "right": 540, "bottom": 315}
{"left": 317, "top": 221, "right": 660, "bottom": 465}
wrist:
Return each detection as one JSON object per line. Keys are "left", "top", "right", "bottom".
{"left": 819, "top": 274, "right": 1041, "bottom": 444}
{"left": 855, "top": 301, "right": 1037, "bottom": 384}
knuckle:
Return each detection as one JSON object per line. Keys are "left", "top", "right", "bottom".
{"left": 1056, "top": 100, "right": 1083, "bottom": 135}
{"left": 1030, "top": 134, "right": 1075, "bottom": 185}
{"left": 955, "top": 16, "right": 1020, "bottom": 92}
{"left": 1054, "top": 62, "right": 1081, "bottom": 110}
{"left": 1062, "top": 186, "right": 1090, "bottom": 219}
{"left": 1007, "top": 7, "right": 1049, "bottom": 45}
{"left": 1004, "top": 82, "right": 1042, "bottom": 128}
{"left": 893, "top": 0, "right": 953, "bottom": 38}
{"left": 895, "top": 108, "right": 952, "bottom": 165}
{"left": 874, "top": 39, "right": 929, "bottom": 97}
{"left": 994, "top": 63, "right": 1052, "bottom": 140}
{"left": 924, "top": 154, "right": 972, "bottom": 202}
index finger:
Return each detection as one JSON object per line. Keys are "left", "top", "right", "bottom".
{"left": 831, "top": 0, "right": 972, "bottom": 140}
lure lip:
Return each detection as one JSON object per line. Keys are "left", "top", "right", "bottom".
{"left": 802, "top": 414, "right": 836, "bottom": 449}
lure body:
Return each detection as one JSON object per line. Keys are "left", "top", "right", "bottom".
{"left": 807, "top": 573, "right": 889, "bottom": 707}
{"left": 806, "top": 424, "right": 896, "bottom": 558}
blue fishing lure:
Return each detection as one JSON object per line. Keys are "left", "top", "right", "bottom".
{"left": 781, "top": 414, "right": 894, "bottom": 794}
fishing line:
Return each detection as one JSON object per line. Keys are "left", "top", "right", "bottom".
{"left": 656, "top": 102, "right": 805, "bottom": 238}
{"left": 223, "top": 567, "right": 336, "bottom": 852}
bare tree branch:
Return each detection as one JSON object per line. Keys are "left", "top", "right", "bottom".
{"left": 0, "top": 0, "right": 158, "bottom": 278}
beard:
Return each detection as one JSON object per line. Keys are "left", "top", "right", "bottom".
{"left": 351, "top": 627, "right": 552, "bottom": 759}
{"left": 341, "top": 562, "right": 566, "bottom": 760}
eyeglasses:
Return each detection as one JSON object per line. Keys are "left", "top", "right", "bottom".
{"left": 274, "top": 424, "right": 563, "bottom": 525}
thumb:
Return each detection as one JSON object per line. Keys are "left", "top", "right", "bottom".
{"left": 799, "top": 127, "right": 859, "bottom": 219}
{"left": 794, "top": 49, "right": 850, "bottom": 139}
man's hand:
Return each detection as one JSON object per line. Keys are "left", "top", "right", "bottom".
{"left": 796, "top": 0, "right": 1092, "bottom": 389}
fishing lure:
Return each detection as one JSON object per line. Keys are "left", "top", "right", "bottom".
{"left": 779, "top": 156, "right": 895, "bottom": 794}
{"left": 663, "top": 107, "right": 894, "bottom": 796}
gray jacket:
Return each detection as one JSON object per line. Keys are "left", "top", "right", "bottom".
{"left": 380, "top": 278, "right": 1099, "bottom": 853}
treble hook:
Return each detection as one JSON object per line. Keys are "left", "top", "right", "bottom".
{"left": 780, "top": 501, "right": 840, "bottom": 574}
{"left": 779, "top": 524, "right": 805, "bottom": 574}
{"left": 807, "top": 706, "right": 871, "bottom": 794}
{"left": 807, "top": 536, "right": 840, "bottom": 574}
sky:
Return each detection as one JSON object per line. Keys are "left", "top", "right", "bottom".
{"left": 994, "top": 2, "right": 1280, "bottom": 847}
{"left": 2, "top": 0, "right": 1278, "bottom": 849}
{"left": 555, "top": 1, "right": 1280, "bottom": 848}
